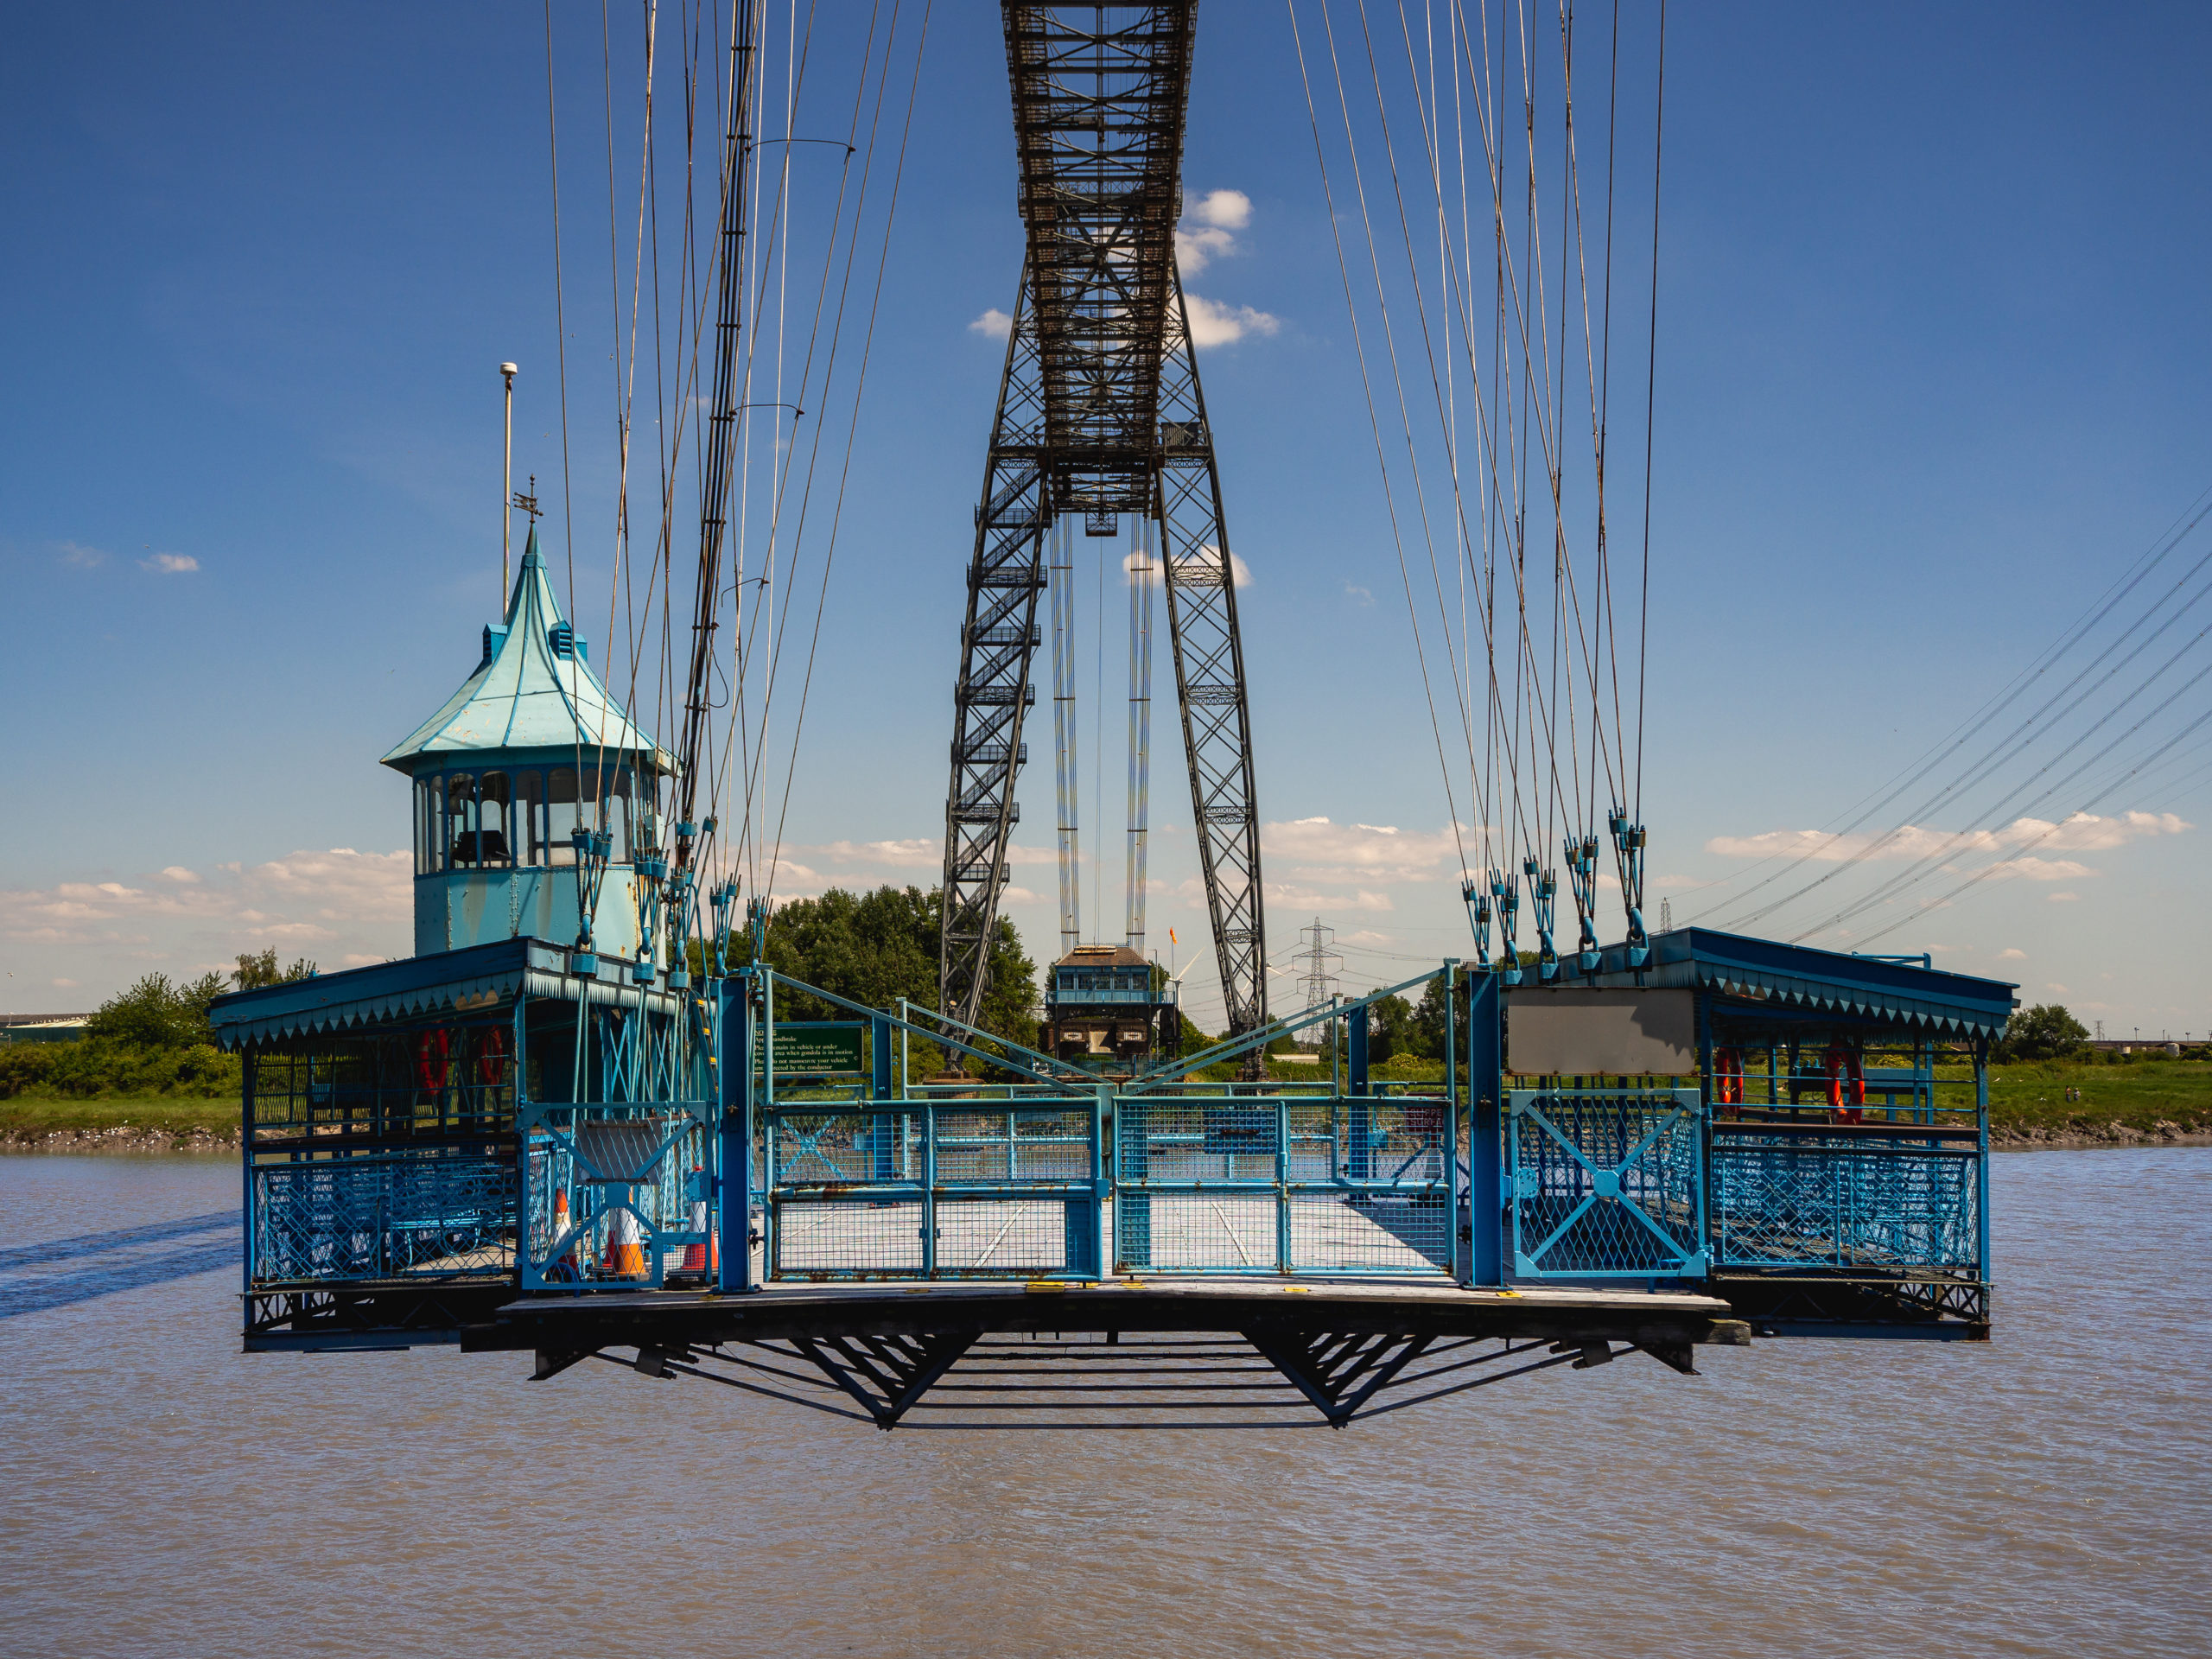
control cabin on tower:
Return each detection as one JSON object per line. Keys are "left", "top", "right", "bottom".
{"left": 1044, "top": 944, "right": 1176, "bottom": 1076}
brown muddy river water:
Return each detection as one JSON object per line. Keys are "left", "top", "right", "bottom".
{"left": 2, "top": 1147, "right": 2206, "bottom": 1657}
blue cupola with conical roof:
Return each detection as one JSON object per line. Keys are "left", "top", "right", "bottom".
{"left": 383, "top": 526, "right": 676, "bottom": 962}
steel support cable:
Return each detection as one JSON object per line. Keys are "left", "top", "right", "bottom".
{"left": 721, "top": 0, "right": 898, "bottom": 899}
{"left": 672, "top": 0, "right": 761, "bottom": 880}
{"left": 1632, "top": 0, "right": 1662, "bottom": 823}
{"left": 1353, "top": 0, "right": 1510, "bottom": 821}
{"left": 1440, "top": 0, "right": 1586, "bottom": 868}
{"left": 761, "top": 0, "right": 931, "bottom": 913}
{"left": 1702, "top": 499, "right": 2212, "bottom": 926}
{"left": 1723, "top": 568, "right": 2212, "bottom": 932}
{"left": 1287, "top": 0, "right": 1472, "bottom": 874}
{"left": 543, "top": 3, "right": 590, "bottom": 832}
{"left": 1316, "top": 0, "right": 1474, "bottom": 868}
{"left": 1394, "top": 0, "right": 1622, "bottom": 844}
{"left": 726, "top": 0, "right": 822, "bottom": 890}
{"left": 1794, "top": 635, "right": 2212, "bottom": 940}
{"left": 700, "top": 2, "right": 862, "bottom": 889}
{"left": 727, "top": 1, "right": 779, "bottom": 896}
{"left": 1849, "top": 692, "right": 2212, "bottom": 950}
{"left": 1389, "top": 0, "right": 1535, "bottom": 794}
{"left": 590, "top": 1, "right": 664, "bottom": 843}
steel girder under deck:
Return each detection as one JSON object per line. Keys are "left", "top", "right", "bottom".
{"left": 477, "top": 1280, "right": 1748, "bottom": 1429}
{"left": 942, "top": 2, "right": 1267, "bottom": 1039}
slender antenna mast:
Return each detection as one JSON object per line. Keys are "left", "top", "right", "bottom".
{"left": 674, "top": 0, "right": 763, "bottom": 879}
{"left": 499, "top": 361, "right": 518, "bottom": 600}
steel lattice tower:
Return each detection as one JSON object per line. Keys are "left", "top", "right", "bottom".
{"left": 940, "top": 2, "right": 1267, "bottom": 1041}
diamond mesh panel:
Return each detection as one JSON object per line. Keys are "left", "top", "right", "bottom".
{"left": 1510, "top": 1090, "right": 1703, "bottom": 1278}
{"left": 1714, "top": 1140, "right": 1979, "bottom": 1270}
{"left": 253, "top": 1153, "right": 512, "bottom": 1283}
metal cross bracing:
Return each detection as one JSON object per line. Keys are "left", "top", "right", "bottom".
{"left": 941, "top": 1, "right": 1268, "bottom": 1045}
{"left": 551, "top": 1321, "right": 1713, "bottom": 1431}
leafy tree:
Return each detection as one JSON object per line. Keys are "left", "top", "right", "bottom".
{"left": 85, "top": 971, "right": 230, "bottom": 1048}
{"left": 1998, "top": 1002, "right": 2090, "bottom": 1062}
{"left": 1365, "top": 994, "right": 1418, "bottom": 1065}
{"left": 232, "top": 949, "right": 317, "bottom": 991}
{"left": 760, "top": 885, "right": 1037, "bottom": 1049}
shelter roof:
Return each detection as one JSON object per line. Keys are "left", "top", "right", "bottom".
{"left": 380, "top": 527, "right": 675, "bottom": 774}
{"left": 1588, "top": 927, "right": 2017, "bottom": 1038}
{"left": 1055, "top": 944, "right": 1150, "bottom": 969}
{"left": 207, "top": 938, "right": 688, "bottom": 1048}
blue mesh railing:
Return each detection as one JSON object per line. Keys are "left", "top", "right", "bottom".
{"left": 251, "top": 1152, "right": 513, "bottom": 1283}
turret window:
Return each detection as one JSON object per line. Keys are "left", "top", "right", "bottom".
{"left": 415, "top": 764, "right": 654, "bottom": 873}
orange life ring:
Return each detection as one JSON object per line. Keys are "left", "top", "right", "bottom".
{"left": 414, "top": 1028, "right": 451, "bottom": 1093}
{"left": 1824, "top": 1040, "right": 1865, "bottom": 1123}
{"left": 475, "top": 1025, "right": 509, "bottom": 1088}
{"left": 1713, "top": 1046, "right": 1743, "bottom": 1109}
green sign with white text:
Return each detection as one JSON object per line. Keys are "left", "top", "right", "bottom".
{"left": 760, "top": 1020, "right": 865, "bottom": 1077}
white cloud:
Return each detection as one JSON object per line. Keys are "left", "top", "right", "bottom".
{"left": 1266, "top": 884, "right": 1396, "bottom": 912}
{"left": 141, "top": 552, "right": 200, "bottom": 574}
{"left": 1126, "top": 544, "right": 1255, "bottom": 588}
{"left": 1261, "top": 817, "right": 1464, "bottom": 887}
{"left": 969, "top": 308, "right": 1014, "bottom": 340}
{"left": 59, "top": 542, "right": 105, "bottom": 569}
{"left": 0, "top": 849, "right": 409, "bottom": 950}
{"left": 1344, "top": 582, "right": 1373, "bottom": 606}
{"left": 1192, "top": 188, "right": 1251, "bottom": 231}
{"left": 2047, "top": 891, "right": 2081, "bottom": 903}
{"left": 1184, "top": 293, "right": 1280, "bottom": 348}
{"left": 1707, "top": 810, "right": 2189, "bottom": 865}
{"left": 1998, "top": 947, "right": 2028, "bottom": 961}
{"left": 1985, "top": 855, "right": 2094, "bottom": 882}
{"left": 52, "top": 977, "right": 79, "bottom": 988}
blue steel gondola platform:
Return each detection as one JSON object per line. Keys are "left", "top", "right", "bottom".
{"left": 210, "top": 541, "right": 2012, "bottom": 1427}
{"left": 213, "top": 923, "right": 2010, "bottom": 1427}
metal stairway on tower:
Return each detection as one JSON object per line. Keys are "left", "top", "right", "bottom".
{"left": 940, "top": 1, "right": 1267, "bottom": 1043}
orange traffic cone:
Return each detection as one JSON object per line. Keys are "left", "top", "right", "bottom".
{"left": 550, "top": 1187, "right": 580, "bottom": 1278}
{"left": 680, "top": 1167, "right": 716, "bottom": 1273}
{"left": 604, "top": 1205, "right": 646, "bottom": 1277}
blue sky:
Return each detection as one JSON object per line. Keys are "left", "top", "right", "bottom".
{"left": 4, "top": 3, "right": 2209, "bottom": 1039}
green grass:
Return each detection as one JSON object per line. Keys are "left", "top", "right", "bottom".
{"left": 0, "top": 1095, "right": 241, "bottom": 1142}
{"left": 1950, "top": 1059, "right": 2212, "bottom": 1141}
{"left": 3, "top": 1061, "right": 2205, "bottom": 1149}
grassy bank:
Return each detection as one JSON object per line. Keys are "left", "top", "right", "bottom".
{"left": 1, "top": 1095, "right": 240, "bottom": 1147}
{"left": 1962, "top": 1059, "right": 2212, "bottom": 1145}
{"left": 3, "top": 1061, "right": 2206, "bottom": 1152}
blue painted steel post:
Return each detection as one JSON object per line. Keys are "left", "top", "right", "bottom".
{"left": 240, "top": 1047, "right": 256, "bottom": 1298}
{"left": 1065, "top": 1084, "right": 1109, "bottom": 1277}
{"left": 716, "top": 974, "right": 753, "bottom": 1292}
{"left": 1274, "top": 1093, "right": 1293, "bottom": 1271}
{"left": 1974, "top": 1036, "right": 1992, "bottom": 1287}
{"left": 1348, "top": 1004, "right": 1372, "bottom": 1180}
{"left": 871, "top": 1014, "right": 894, "bottom": 1184}
{"left": 1121, "top": 1090, "right": 1150, "bottom": 1269}
{"left": 1465, "top": 972, "right": 1504, "bottom": 1286}
{"left": 1444, "top": 961, "right": 1459, "bottom": 1281}
{"left": 922, "top": 1100, "right": 938, "bottom": 1278}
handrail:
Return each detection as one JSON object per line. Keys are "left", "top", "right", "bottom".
{"left": 756, "top": 965, "right": 1092, "bottom": 1084}
{"left": 1128, "top": 966, "right": 1449, "bottom": 1085}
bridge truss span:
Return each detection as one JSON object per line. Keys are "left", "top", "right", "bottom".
{"left": 941, "top": 1, "right": 1267, "bottom": 1040}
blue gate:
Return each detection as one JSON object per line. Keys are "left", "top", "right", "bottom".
{"left": 763, "top": 1095, "right": 1104, "bottom": 1280}
{"left": 1114, "top": 1087, "right": 1458, "bottom": 1275}
{"left": 1506, "top": 1087, "right": 1707, "bottom": 1279}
